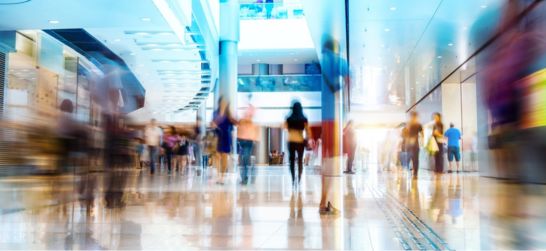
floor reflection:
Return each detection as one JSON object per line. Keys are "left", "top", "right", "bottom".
{"left": 0, "top": 166, "right": 545, "bottom": 249}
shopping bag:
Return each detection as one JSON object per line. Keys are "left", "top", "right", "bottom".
{"left": 426, "top": 136, "right": 439, "bottom": 155}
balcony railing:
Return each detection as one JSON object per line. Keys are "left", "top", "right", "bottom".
{"left": 238, "top": 74, "right": 321, "bottom": 92}
{"left": 240, "top": 2, "right": 304, "bottom": 20}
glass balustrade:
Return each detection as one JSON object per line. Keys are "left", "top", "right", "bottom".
{"left": 238, "top": 74, "right": 321, "bottom": 92}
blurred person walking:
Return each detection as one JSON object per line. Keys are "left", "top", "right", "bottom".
{"left": 284, "top": 101, "right": 312, "bottom": 188}
{"left": 343, "top": 120, "right": 356, "bottom": 174}
{"left": 57, "top": 99, "right": 88, "bottom": 173}
{"left": 144, "top": 119, "right": 162, "bottom": 174}
{"left": 202, "top": 130, "right": 218, "bottom": 170}
{"left": 265, "top": 0, "right": 274, "bottom": 19}
{"left": 407, "top": 112, "right": 424, "bottom": 178}
{"left": 399, "top": 123, "right": 410, "bottom": 169}
{"left": 444, "top": 123, "right": 462, "bottom": 173}
{"left": 193, "top": 117, "right": 204, "bottom": 173}
{"left": 174, "top": 134, "right": 190, "bottom": 174}
{"left": 212, "top": 97, "right": 238, "bottom": 185}
{"left": 162, "top": 126, "right": 178, "bottom": 174}
{"left": 432, "top": 113, "right": 445, "bottom": 174}
{"left": 237, "top": 99, "right": 258, "bottom": 185}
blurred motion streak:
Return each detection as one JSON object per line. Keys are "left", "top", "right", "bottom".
{"left": 483, "top": 0, "right": 546, "bottom": 184}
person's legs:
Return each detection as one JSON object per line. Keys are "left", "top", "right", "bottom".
{"left": 238, "top": 141, "right": 248, "bottom": 184}
{"left": 288, "top": 142, "right": 297, "bottom": 185}
{"left": 435, "top": 142, "right": 444, "bottom": 173}
{"left": 296, "top": 143, "right": 304, "bottom": 183}
{"left": 454, "top": 147, "right": 461, "bottom": 172}
{"left": 346, "top": 147, "right": 356, "bottom": 173}
{"left": 181, "top": 155, "right": 188, "bottom": 175}
{"left": 219, "top": 153, "right": 228, "bottom": 183}
{"left": 203, "top": 155, "right": 209, "bottom": 168}
{"left": 243, "top": 140, "right": 254, "bottom": 184}
{"left": 411, "top": 145, "right": 419, "bottom": 177}
{"left": 148, "top": 146, "right": 156, "bottom": 174}
{"left": 166, "top": 152, "right": 172, "bottom": 173}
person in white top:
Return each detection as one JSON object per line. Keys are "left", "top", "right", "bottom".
{"left": 144, "top": 119, "right": 162, "bottom": 174}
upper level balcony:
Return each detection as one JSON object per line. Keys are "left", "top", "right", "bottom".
{"left": 238, "top": 74, "right": 321, "bottom": 92}
{"left": 240, "top": 1, "right": 304, "bottom": 20}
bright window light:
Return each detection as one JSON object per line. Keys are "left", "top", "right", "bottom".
{"left": 239, "top": 19, "right": 314, "bottom": 50}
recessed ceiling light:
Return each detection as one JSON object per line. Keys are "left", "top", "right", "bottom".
{"left": 389, "top": 6, "right": 396, "bottom": 11}
{"left": 130, "top": 52, "right": 136, "bottom": 56}
{"left": 141, "top": 17, "right": 152, "bottom": 22}
{"left": 256, "top": 59, "right": 261, "bottom": 62}
{"left": 480, "top": 4, "right": 487, "bottom": 9}
{"left": 448, "top": 43, "right": 454, "bottom": 47}
{"left": 384, "top": 28, "right": 391, "bottom": 32}
{"left": 49, "top": 20, "right": 60, "bottom": 24}
{"left": 114, "top": 38, "right": 121, "bottom": 42}
{"left": 437, "top": 56, "right": 443, "bottom": 59}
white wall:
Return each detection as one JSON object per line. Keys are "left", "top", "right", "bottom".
{"left": 238, "top": 64, "right": 252, "bottom": 75}
{"left": 282, "top": 64, "right": 306, "bottom": 74}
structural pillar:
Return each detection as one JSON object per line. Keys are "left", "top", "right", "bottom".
{"left": 219, "top": 0, "right": 240, "bottom": 166}
{"left": 218, "top": 0, "right": 239, "bottom": 113}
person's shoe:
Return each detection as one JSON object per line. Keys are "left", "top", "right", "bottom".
{"left": 319, "top": 201, "right": 340, "bottom": 215}
{"left": 319, "top": 206, "right": 330, "bottom": 215}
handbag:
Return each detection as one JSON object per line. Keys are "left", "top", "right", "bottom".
{"left": 426, "top": 136, "right": 439, "bottom": 155}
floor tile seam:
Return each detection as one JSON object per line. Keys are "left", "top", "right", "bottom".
{"left": 256, "top": 223, "right": 286, "bottom": 249}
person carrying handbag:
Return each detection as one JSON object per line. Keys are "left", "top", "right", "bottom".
{"left": 431, "top": 113, "right": 445, "bottom": 174}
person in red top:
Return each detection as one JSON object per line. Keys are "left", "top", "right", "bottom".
{"left": 343, "top": 120, "right": 356, "bottom": 174}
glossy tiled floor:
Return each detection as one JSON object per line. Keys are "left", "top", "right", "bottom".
{"left": 0, "top": 164, "right": 545, "bottom": 250}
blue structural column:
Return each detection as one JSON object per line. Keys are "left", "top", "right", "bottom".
{"left": 219, "top": 0, "right": 239, "bottom": 114}
{"left": 219, "top": 0, "right": 240, "bottom": 160}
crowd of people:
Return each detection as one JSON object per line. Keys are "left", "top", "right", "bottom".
{"left": 397, "top": 111, "right": 464, "bottom": 179}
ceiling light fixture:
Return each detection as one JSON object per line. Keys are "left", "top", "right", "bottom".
{"left": 153, "top": 0, "right": 187, "bottom": 45}
{"left": 437, "top": 56, "right": 442, "bottom": 59}
{"left": 389, "top": 6, "right": 396, "bottom": 11}
{"left": 49, "top": 20, "right": 60, "bottom": 24}
{"left": 141, "top": 17, "right": 152, "bottom": 22}
{"left": 384, "top": 28, "right": 391, "bottom": 32}
{"left": 480, "top": 4, "right": 487, "bottom": 9}
{"left": 448, "top": 43, "right": 454, "bottom": 47}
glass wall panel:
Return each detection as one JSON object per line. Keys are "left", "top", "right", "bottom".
{"left": 460, "top": 74, "right": 478, "bottom": 171}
